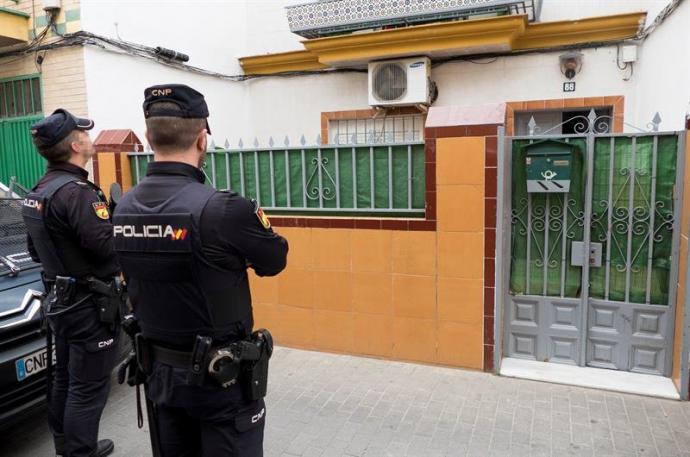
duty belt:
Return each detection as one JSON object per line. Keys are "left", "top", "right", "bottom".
{"left": 42, "top": 276, "right": 124, "bottom": 328}
{"left": 150, "top": 345, "right": 193, "bottom": 369}
{"left": 140, "top": 330, "right": 273, "bottom": 395}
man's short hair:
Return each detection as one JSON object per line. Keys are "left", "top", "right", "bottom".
{"left": 145, "top": 102, "right": 206, "bottom": 154}
{"left": 34, "top": 130, "right": 78, "bottom": 163}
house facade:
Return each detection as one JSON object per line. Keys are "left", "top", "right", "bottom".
{"left": 2, "top": 0, "right": 690, "bottom": 398}
{"left": 0, "top": 0, "right": 85, "bottom": 187}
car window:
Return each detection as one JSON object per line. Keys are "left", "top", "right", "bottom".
{"left": 0, "top": 198, "right": 40, "bottom": 277}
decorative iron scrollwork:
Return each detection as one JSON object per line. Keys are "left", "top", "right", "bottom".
{"left": 305, "top": 157, "right": 337, "bottom": 202}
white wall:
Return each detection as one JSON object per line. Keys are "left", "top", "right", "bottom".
{"left": 433, "top": 47, "right": 634, "bottom": 112}
{"left": 633, "top": 0, "right": 690, "bottom": 130}
{"left": 538, "top": 0, "right": 669, "bottom": 25}
{"left": 82, "top": 47, "right": 251, "bottom": 146}
{"left": 78, "top": 0, "right": 689, "bottom": 146}
{"left": 244, "top": 0, "right": 307, "bottom": 56}
{"left": 80, "top": 0, "right": 247, "bottom": 74}
{"left": 245, "top": 71, "right": 368, "bottom": 144}
{"left": 240, "top": 45, "right": 645, "bottom": 142}
{"left": 80, "top": 0, "right": 250, "bottom": 143}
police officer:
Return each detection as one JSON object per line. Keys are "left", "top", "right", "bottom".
{"left": 112, "top": 84, "right": 288, "bottom": 456}
{"left": 22, "top": 109, "right": 120, "bottom": 457}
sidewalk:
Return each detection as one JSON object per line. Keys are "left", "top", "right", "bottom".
{"left": 2, "top": 347, "right": 690, "bottom": 457}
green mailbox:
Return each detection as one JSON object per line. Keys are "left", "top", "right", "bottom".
{"left": 524, "top": 140, "right": 575, "bottom": 193}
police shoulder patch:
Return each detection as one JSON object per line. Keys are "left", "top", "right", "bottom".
{"left": 252, "top": 200, "right": 270, "bottom": 229}
{"left": 92, "top": 201, "right": 110, "bottom": 220}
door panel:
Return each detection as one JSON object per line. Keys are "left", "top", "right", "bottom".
{"left": 504, "top": 132, "right": 680, "bottom": 376}
{"left": 505, "top": 295, "right": 582, "bottom": 364}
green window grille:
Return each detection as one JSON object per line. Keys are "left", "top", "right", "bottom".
{"left": 129, "top": 142, "right": 426, "bottom": 217}
{"left": 0, "top": 74, "right": 42, "bottom": 119}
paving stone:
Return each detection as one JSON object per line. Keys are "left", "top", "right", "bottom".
{"left": 3, "top": 347, "right": 690, "bottom": 457}
{"left": 612, "top": 431, "right": 636, "bottom": 452}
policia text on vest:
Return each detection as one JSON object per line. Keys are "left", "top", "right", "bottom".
{"left": 113, "top": 84, "right": 289, "bottom": 457}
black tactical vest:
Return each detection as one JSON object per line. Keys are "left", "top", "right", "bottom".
{"left": 22, "top": 174, "right": 95, "bottom": 280}
{"left": 113, "top": 182, "right": 252, "bottom": 347}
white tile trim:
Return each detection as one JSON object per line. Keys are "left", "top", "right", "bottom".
{"left": 500, "top": 357, "right": 680, "bottom": 400}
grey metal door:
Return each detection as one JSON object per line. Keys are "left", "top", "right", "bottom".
{"left": 502, "top": 112, "right": 685, "bottom": 376}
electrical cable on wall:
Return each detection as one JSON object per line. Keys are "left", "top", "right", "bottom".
{"left": 0, "top": 31, "right": 367, "bottom": 81}
{"left": 638, "top": 0, "right": 685, "bottom": 39}
{"left": 0, "top": 31, "right": 647, "bottom": 82}
{"left": 0, "top": 0, "right": 684, "bottom": 82}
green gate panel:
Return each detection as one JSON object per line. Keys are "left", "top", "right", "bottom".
{"left": 510, "top": 134, "right": 678, "bottom": 306}
{"left": 510, "top": 138, "right": 585, "bottom": 297}
{"left": 588, "top": 135, "right": 677, "bottom": 305}
{"left": 136, "top": 143, "right": 426, "bottom": 217}
{"left": 0, "top": 115, "right": 45, "bottom": 188}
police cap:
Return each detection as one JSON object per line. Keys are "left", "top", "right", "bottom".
{"left": 30, "top": 109, "right": 94, "bottom": 147}
{"left": 143, "top": 84, "right": 211, "bottom": 134}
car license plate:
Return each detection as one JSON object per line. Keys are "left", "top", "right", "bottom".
{"left": 15, "top": 348, "right": 51, "bottom": 382}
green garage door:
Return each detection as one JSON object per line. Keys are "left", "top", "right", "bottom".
{"left": 0, "top": 75, "right": 45, "bottom": 189}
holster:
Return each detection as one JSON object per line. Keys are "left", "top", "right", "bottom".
{"left": 87, "top": 276, "right": 126, "bottom": 327}
{"left": 242, "top": 329, "right": 273, "bottom": 400}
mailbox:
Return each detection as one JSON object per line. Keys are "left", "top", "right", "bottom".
{"left": 524, "top": 140, "right": 575, "bottom": 193}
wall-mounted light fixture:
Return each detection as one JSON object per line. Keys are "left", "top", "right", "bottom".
{"left": 559, "top": 52, "right": 583, "bottom": 79}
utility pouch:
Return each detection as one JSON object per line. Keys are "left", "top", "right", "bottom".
{"left": 95, "top": 295, "right": 119, "bottom": 325}
{"left": 53, "top": 275, "right": 76, "bottom": 308}
{"left": 243, "top": 329, "right": 273, "bottom": 401}
{"left": 187, "top": 335, "right": 212, "bottom": 387}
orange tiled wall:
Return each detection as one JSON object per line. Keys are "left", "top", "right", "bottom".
{"left": 672, "top": 130, "right": 690, "bottom": 391}
{"left": 93, "top": 151, "right": 133, "bottom": 198}
{"left": 251, "top": 136, "right": 487, "bottom": 369}
{"left": 95, "top": 152, "right": 117, "bottom": 199}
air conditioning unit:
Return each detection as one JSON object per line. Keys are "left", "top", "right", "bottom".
{"left": 368, "top": 57, "right": 435, "bottom": 108}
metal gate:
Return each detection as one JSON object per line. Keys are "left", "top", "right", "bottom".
{"left": 501, "top": 111, "right": 685, "bottom": 376}
{"left": 0, "top": 74, "right": 44, "bottom": 188}
{"left": 0, "top": 116, "right": 45, "bottom": 188}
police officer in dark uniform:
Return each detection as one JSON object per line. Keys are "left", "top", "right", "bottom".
{"left": 22, "top": 109, "right": 121, "bottom": 457}
{"left": 112, "top": 84, "right": 288, "bottom": 456}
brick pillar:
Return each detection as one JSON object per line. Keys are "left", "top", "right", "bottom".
{"left": 425, "top": 103, "right": 506, "bottom": 373}
{"left": 92, "top": 130, "right": 142, "bottom": 197}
